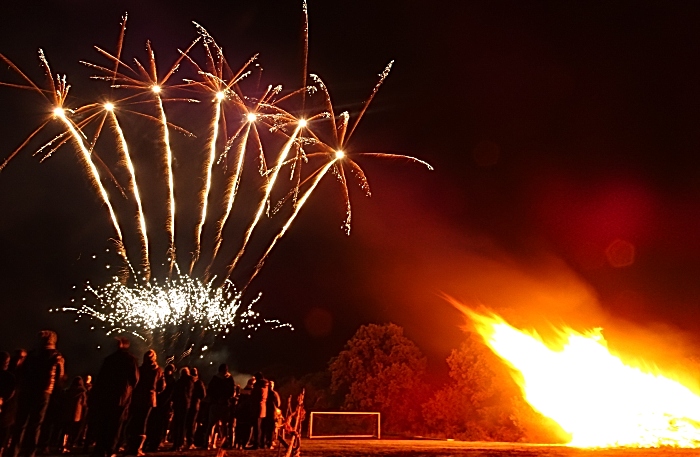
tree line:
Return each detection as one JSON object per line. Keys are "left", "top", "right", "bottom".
{"left": 279, "top": 323, "right": 569, "bottom": 442}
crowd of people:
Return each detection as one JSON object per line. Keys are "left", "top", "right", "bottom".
{"left": 0, "top": 331, "right": 283, "bottom": 457}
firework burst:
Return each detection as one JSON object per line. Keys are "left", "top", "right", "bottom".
{"left": 0, "top": 5, "right": 431, "bottom": 354}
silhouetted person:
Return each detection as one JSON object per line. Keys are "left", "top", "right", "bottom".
{"left": 2, "top": 350, "right": 26, "bottom": 457}
{"left": 249, "top": 372, "right": 268, "bottom": 450}
{"left": 37, "top": 372, "right": 67, "bottom": 453}
{"left": 225, "top": 384, "right": 239, "bottom": 449}
{"left": 90, "top": 337, "right": 138, "bottom": 457}
{"left": 82, "top": 375, "right": 98, "bottom": 453}
{"left": 261, "top": 380, "right": 280, "bottom": 449}
{"left": 206, "top": 364, "right": 234, "bottom": 450}
{"left": 233, "top": 378, "right": 254, "bottom": 450}
{"left": 124, "top": 350, "right": 163, "bottom": 457}
{"left": 185, "top": 367, "right": 205, "bottom": 449}
{"left": 0, "top": 352, "right": 17, "bottom": 456}
{"left": 61, "top": 376, "right": 87, "bottom": 452}
{"left": 7, "top": 351, "right": 26, "bottom": 375}
{"left": 169, "top": 367, "right": 194, "bottom": 451}
{"left": 143, "top": 364, "right": 175, "bottom": 452}
{"left": 192, "top": 392, "right": 209, "bottom": 448}
{"left": 8, "top": 331, "right": 64, "bottom": 457}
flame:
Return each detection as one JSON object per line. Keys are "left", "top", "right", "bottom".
{"left": 467, "top": 309, "right": 700, "bottom": 448}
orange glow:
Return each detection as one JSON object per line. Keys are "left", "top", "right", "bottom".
{"left": 467, "top": 309, "right": 700, "bottom": 448}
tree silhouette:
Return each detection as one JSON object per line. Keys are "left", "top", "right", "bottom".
{"left": 329, "top": 323, "right": 427, "bottom": 434}
{"left": 422, "top": 333, "right": 568, "bottom": 442}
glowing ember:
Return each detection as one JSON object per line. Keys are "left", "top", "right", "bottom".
{"left": 466, "top": 309, "right": 700, "bottom": 448}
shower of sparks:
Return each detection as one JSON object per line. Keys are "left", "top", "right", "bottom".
{"left": 246, "top": 157, "right": 338, "bottom": 289}
{"left": 64, "top": 275, "right": 248, "bottom": 338}
{"left": 178, "top": 35, "right": 260, "bottom": 274}
{"left": 58, "top": 270, "right": 292, "bottom": 346}
{"left": 191, "top": 91, "right": 223, "bottom": 274}
{"left": 108, "top": 107, "right": 151, "bottom": 276}
{"left": 0, "top": 5, "right": 432, "bottom": 342}
{"left": 154, "top": 89, "right": 177, "bottom": 272}
{"left": 208, "top": 121, "right": 252, "bottom": 274}
{"left": 53, "top": 108, "right": 128, "bottom": 265}
{"left": 225, "top": 122, "right": 304, "bottom": 278}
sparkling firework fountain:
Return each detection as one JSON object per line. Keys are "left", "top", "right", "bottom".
{"left": 0, "top": 5, "right": 431, "bottom": 358}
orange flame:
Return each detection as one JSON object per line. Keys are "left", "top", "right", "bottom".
{"left": 466, "top": 309, "right": 700, "bottom": 448}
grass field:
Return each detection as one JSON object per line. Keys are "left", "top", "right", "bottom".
{"left": 123, "top": 440, "right": 700, "bottom": 457}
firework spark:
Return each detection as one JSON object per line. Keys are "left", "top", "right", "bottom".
{"left": 225, "top": 121, "right": 305, "bottom": 278}
{"left": 107, "top": 106, "right": 151, "bottom": 276}
{"left": 208, "top": 121, "right": 252, "bottom": 274}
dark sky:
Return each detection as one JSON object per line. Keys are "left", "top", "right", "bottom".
{"left": 2, "top": 0, "right": 700, "bottom": 380}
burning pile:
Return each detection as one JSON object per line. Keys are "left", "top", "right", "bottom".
{"left": 466, "top": 309, "right": 700, "bottom": 448}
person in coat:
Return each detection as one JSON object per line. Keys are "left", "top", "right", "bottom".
{"left": 169, "top": 367, "right": 194, "bottom": 451}
{"left": 8, "top": 331, "right": 64, "bottom": 457}
{"left": 184, "top": 367, "right": 205, "bottom": 449}
{"left": 61, "top": 376, "right": 87, "bottom": 452}
{"left": 205, "top": 364, "right": 234, "bottom": 450}
{"left": 261, "top": 380, "right": 280, "bottom": 449}
{"left": 90, "top": 337, "right": 139, "bottom": 457}
{"left": 249, "top": 372, "right": 268, "bottom": 450}
{"left": 124, "top": 350, "right": 164, "bottom": 457}
{"left": 232, "top": 378, "right": 254, "bottom": 450}
{"left": 143, "top": 364, "right": 175, "bottom": 452}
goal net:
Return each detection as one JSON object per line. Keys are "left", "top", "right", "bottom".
{"left": 308, "top": 411, "right": 381, "bottom": 439}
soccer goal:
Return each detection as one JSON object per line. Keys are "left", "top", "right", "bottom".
{"left": 308, "top": 411, "right": 381, "bottom": 439}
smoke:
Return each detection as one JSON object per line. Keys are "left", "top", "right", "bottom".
{"left": 351, "top": 173, "right": 700, "bottom": 385}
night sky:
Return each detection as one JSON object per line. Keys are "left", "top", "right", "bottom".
{"left": 2, "top": 0, "right": 700, "bottom": 380}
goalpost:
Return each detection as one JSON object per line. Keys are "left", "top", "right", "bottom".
{"left": 308, "top": 412, "right": 381, "bottom": 439}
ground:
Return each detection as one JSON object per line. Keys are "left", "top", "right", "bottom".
{"left": 85, "top": 440, "right": 700, "bottom": 457}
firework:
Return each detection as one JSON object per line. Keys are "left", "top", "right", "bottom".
{"left": 66, "top": 274, "right": 246, "bottom": 339}
{"left": 0, "top": 6, "right": 431, "bottom": 352}
{"left": 57, "top": 268, "right": 292, "bottom": 357}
